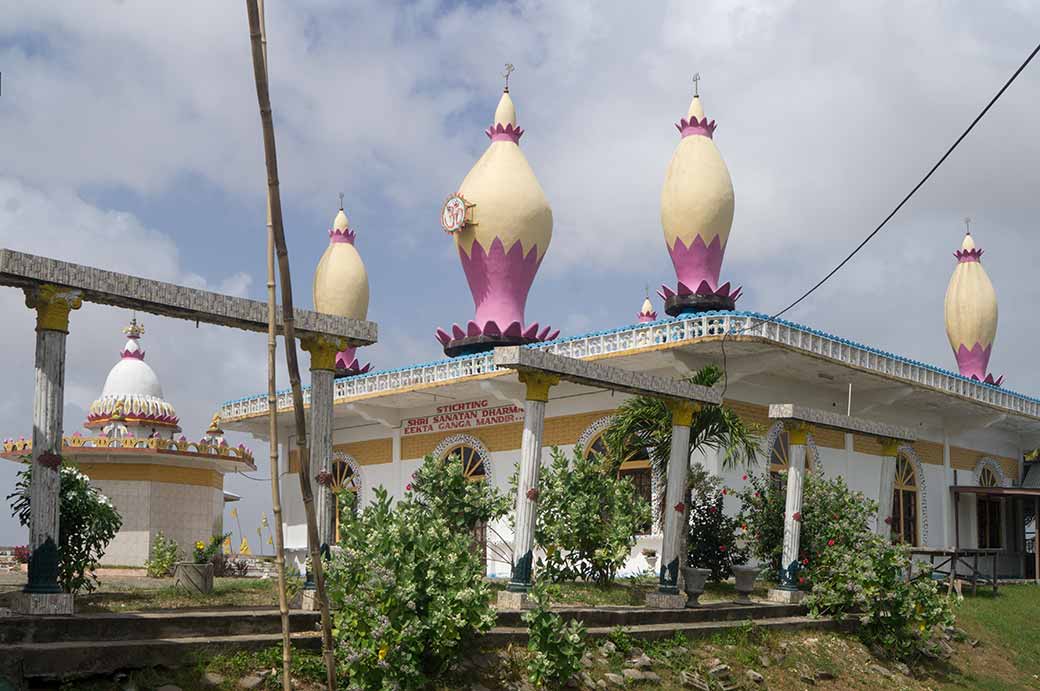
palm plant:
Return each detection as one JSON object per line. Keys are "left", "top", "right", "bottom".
{"left": 602, "top": 363, "right": 761, "bottom": 561}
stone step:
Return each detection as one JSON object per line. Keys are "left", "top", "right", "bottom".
{"left": 496, "top": 601, "right": 806, "bottom": 627}
{"left": 485, "top": 614, "right": 853, "bottom": 645}
{"left": 0, "top": 608, "right": 320, "bottom": 645}
{"left": 7, "top": 631, "right": 323, "bottom": 681}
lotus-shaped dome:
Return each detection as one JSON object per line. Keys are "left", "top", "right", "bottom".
{"left": 945, "top": 231, "right": 1001, "bottom": 385}
{"left": 435, "top": 85, "right": 558, "bottom": 354}
{"left": 658, "top": 90, "right": 740, "bottom": 314}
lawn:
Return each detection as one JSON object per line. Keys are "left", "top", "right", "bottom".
{"left": 73, "top": 577, "right": 293, "bottom": 613}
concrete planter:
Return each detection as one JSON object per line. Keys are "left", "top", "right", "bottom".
{"left": 681, "top": 566, "right": 711, "bottom": 608}
{"left": 731, "top": 564, "right": 760, "bottom": 603}
{"left": 174, "top": 562, "right": 214, "bottom": 594}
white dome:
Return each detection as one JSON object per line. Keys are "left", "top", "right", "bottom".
{"left": 101, "top": 357, "right": 164, "bottom": 399}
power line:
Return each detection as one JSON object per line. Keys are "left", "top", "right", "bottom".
{"left": 720, "top": 40, "right": 1040, "bottom": 399}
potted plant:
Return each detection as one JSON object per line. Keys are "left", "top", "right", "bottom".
{"left": 174, "top": 534, "right": 226, "bottom": 594}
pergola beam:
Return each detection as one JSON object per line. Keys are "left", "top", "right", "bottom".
{"left": 493, "top": 346, "right": 722, "bottom": 405}
{"left": 768, "top": 403, "right": 915, "bottom": 441}
{"left": 0, "top": 248, "right": 376, "bottom": 346}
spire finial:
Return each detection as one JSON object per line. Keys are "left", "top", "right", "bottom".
{"left": 692, "top": 72, "right": 701, "bottom": 97}
{"left": 123, "top": 316, "right": 145, "bottom": 339}
{"left": 338, "top": 192, "right": 344, "bottom": 211}
{"left": 964, "top": 216, "right": 972, "bottom": 235}
{"left": 503, "top": 63, "right": 515, "bottom": 92}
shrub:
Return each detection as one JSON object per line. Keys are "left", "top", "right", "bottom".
{"left": 529, "top": 447, "right": 650, "bottom": 585}
{"left": 7, "top": 461, "right": 122, "bottom": 594}
{"left": 145, "top": 531, "right": 180, "bottom": 578}
{"left": 736, "top": 470, "right": 874, "bottom": 585}
{"left": 192, "top": 534, "right": 227, "bottom": 564}
{"left": 686, "top": 470, "right": 748, "bottom": 582}
{"left": 523, "top": 583, "right": 587, "bottom": 689}
{"left": 326, "top": 453, "right": 508, "bottom": 690}
{"left": 13, "top": 545, "right": 30, "bottom": 564}
{"left": 409, "top": 451, "right": 511, "bottom": 532}
{"left": 807, "top": 533, "right": 955, "bottom": 661}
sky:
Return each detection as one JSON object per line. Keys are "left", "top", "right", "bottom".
{"left": 1, "top": 0, "right": 1039, "bottom": 548}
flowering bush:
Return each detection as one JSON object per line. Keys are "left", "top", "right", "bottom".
{"left": 528, "top": 447, "right": 650, "bottom": 585}
{"left": 807, "top": 533, "right": 955, "bottom": 661}
{"left": 735, "top": 470, "right": 875, "bottom": 585}
{"left": 686, "top": 470, "right": 748, "bottom": 582}
{"left": 13, "top": 545, "right": 30, "bottom": 564}
{"left": 7, "top": 461, "right": 122, "bottom": 594}
{"left": 326, "top": 453, "right": 507, "bottom": 690}
{"left": 145, "top": 531, "right": 180, "bottom": 577}
{"left": 409, "top": 451, "right": 511, "bottom": 532}
{"left": 523, "top": 583, "right": 587, "bottom": 688}
{"left": 192, "top": 534, "right": 227, "bottom": 564}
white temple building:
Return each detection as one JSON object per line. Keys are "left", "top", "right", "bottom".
{"left": 217, "top": 82, "right": 1040, "bottom": 581}
{"left": 3, "top": 319, "right": 255, "bottom": 566}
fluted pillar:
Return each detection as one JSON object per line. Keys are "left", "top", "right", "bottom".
{"left": 302, "top": 336, "right": 342, "bottom": 554}
{"left": 506, "top": 370, "right": 558, "bottom": 594}
{"left": 16, "top": 286, "right": 81, "bottom": 615}
{"left": 876, "top": 438, "right": 901, "bottom": 540}
{"left": 658, "top": 400, "right": 697, "bottom": 594}
{"left": 778, "top": 422, "right": 811, "bottom": 591}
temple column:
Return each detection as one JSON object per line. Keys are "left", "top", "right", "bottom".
{"left": 501, "top": 371, "right": 558, "bottom": 605}
{"left": 654, "top": 401, "right": 697, "bottom": 605}
{"left": 769, "top": 422, "right": 811, "bottom": 603}
{"left": 302, "top": 337, "right": 341, "bottom": 554}
{"left": 876, "top": 438, "right": 901, "bottom": 540}
{"left": 15, "top": 285, "right": 81, "bottom": 615}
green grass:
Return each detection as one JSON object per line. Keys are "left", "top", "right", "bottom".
{"left": 946, "top": 584, "right": 1040, "bottom": 689}
{"left": 76, "top": 577, "right": 289, "bottom": 613}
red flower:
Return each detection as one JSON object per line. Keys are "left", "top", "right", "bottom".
{"left": 754, "top": 491, "right": 761, "bottom": 498}
{"left": 526, "top": 488, "right": 540, "bottom": 502}
{"left": 719, "top": 545, "right": 727, "bottom": 552}
{"left": 674, "top": 502, "right": 686, "bottom": 513}
{"left": 741, "top": 524, "right": 747, "bottom": 531}
{"left": 742, "top": 474, "right": 748, "bottom": 481}
{"left": 802, "top": 558, "right": 809, "bottom": 565}
{"left": 827, "top": 539, "right": 835, "bottom": 547}
{"left": 406, "top": 483, "right": 412, "bottom": 491}
{"left": 798, "top": 576, "right": 805, "bottom": 584}
{"left": 709, "top": 506, "right": 717, "bottom": 513}
{"left": 792, "top": 512, "right": 801, "bottom": 522}
{"left": 884, "top": 516, "right": 892, "bottom": 525}
{"left": 721, "top": 488, "right": 727, "bottom": 495}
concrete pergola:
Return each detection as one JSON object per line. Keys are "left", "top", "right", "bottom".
{"left": 492, "top": 346, "right": 722, "bottom": 608}
{"left": 766, "top": 403, "right": 915, "bottom": 602}
{"left": 0, "top": 248, "right": 376, "bottom": 614}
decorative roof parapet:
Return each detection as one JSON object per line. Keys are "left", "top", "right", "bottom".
{"left": 1, "top": 434, "right": 255, "bottom": 469}
{"left": 768, "top": 403, "right": 916, "bottom": 441}
{"left": 219, "top": 311, "right": 1040, "bottom": 425}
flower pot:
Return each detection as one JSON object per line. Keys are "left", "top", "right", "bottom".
{"left": 174, "top": 562, "right": 214, "bottom": 594}
{"left": 731, "top": 564, "right": 760, "bottom": 603}
{"left": 681, "top": 567, "right": 711, "bottom": 608}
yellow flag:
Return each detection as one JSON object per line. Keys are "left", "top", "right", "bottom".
{"left": 267, "top": 536, "right": 273, "bottom": 545}
{"left": 230, "top": 507, "right": 238, "bottom": 518}
{"left": 239, "top": 537, "right": 252, "bottom": 555}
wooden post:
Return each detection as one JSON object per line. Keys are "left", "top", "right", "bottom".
{"left": 14, "top": 285, "right": 81, "bottom": 615}
{"left": 500, "top": 371, "right": 557, "bottom": 605}
{"left": 656, "top": 401, "right": 696, "bottom": 601}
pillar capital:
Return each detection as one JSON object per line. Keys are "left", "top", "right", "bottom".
{"left": 301, "top": 335, "right": 346, "bottom": 372}
{"left": 665, "top": 399, "right": 699, "bottom": 427}
{"left": 24, "top": 285, "right": 82, "bottom": 333}
{"left": 786, "top": 421, "right": 814, "bottom": 446}
{"left": 517, "top": 370, "right": 559, "bottom": 402}
{"left": 878, "top": 437, "right": 903, "bottom": 457}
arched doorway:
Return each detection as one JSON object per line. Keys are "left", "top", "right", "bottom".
{"left": 584, "top": 430, "right": 654, "bottom": 534}
{"left": 766, "top": 422, "right": 816, "bottom": 489}
{"left": 891, "top": 454, "right": 919, "bottom": 546}
{"left": 977, "top": 465, "right": 1003, "bottom": 548}
{"left": 330, "top": 454, "right": 361, "bottom": 544}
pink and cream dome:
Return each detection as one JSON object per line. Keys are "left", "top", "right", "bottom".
{"left": 312, "top": 206, "right": 372, "bottom": 375}
{"left": 86, "top": 319, "right": 180, "bottom": 433}
{"left": 658, "top": 82, "right": 741, "bottom": 315}
{"left": 638, "top": 297, "right": 658, "bottom": 323}
{"left": 944, "top": 230, "right": 1001, "bottom": 385}
{"left": 435, "top": 77, "right": 558, "bottom": 356}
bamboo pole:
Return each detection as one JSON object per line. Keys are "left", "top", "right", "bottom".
{"left": 257, "top": 1, "right": 292, "bottom": 688}
{"left": 244, "top": 2, "right": 336, "bottom": 687}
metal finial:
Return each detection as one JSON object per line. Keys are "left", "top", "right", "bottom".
{"left": 692, "top": 73, "right": 701, "bottom": 97}
{"left": 503, "top": 63, "right": 515, "bottom": 92}
{"left": 338, "top": 192, "right": 344, "bottom": 211}
{"left": 963, "top": 216, "right": 972, "bottom": 235}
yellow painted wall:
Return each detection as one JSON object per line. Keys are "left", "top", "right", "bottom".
{"left": 77, "top": 462, "right": 223, "bottom": 490}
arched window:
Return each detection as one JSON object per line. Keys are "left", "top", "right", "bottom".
{"left": 768, "top": 426, "right": 813, "bottom": 488}
{"left": 439, "top": 440, "right": 488, "bottom": 566}
{"left": 977, "top": 466, "right": 1003, "bottom": 548}
{"left": 330, "top": 456, "right": 360, "bottom": 544}
{"left": 584, "top": 431, "right": 654, "bottom": 534}
{"left": 891, "top": 455, "right": 918, "bottom": 546}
